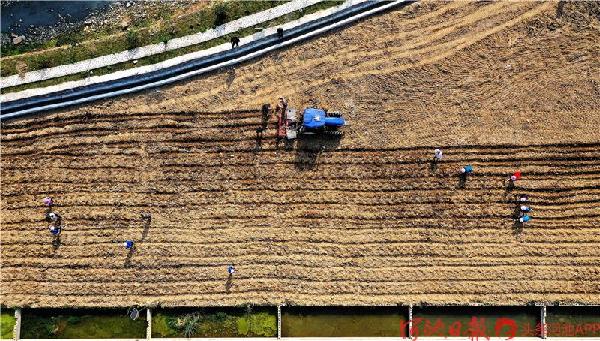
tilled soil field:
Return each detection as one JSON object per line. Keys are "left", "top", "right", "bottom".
{"left": 2, "top": 1, "right": 600, "bottom": 307}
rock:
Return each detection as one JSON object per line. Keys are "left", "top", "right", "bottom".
{"left": 12, "top": 35, "right": 24, "bottom": 45}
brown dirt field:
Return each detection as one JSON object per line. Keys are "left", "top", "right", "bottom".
{"left": 1, "top": 1, "right": 600, "bottom": 308}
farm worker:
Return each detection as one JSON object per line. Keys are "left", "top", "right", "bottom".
{"left": 510, "top": 170, "right": 522, "bottom": 182}
{"left": 261, "top": 103, "right": 271, "bottom": 129}
{"left": 46, "top": 212, "right": 61, "bottom": 223}
{"left": 230, "top": 36, "right": 240, "bottom": 48}
{"left": 228, "top": 264, "right": 236, "bottom": 276}
{"left": 124, "top": 240, "right": 135, "bottom": 250}
{"left": 520, "top": 205, "right": 531, "bottom": 213}
{"left": 277, "top": 97, "right": 287, "bottom": 109}
{"left": 434, "top": 149, "right": 443, "bottom": 161}
{"left": 460, "top": 165, "right": 473, "bottom": 174}
{"left": 517, "top": 194, "right": 529, "bottom": 202}
{"left": 519, "top": 215, "right": 531, "bottom": 223}
{"left": 43, "top": 197, "right": 53, "bottom": 207}
{"left": 49, "top": 225, "right": 61, "bottom": 236}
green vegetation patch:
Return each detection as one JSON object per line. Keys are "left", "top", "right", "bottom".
{"left": 152, "top": 307, "right": 277, "bottom": 338}
{"left": 20, "top": 309, "right": 146, "bottom": 339}
{"left": 0, "top": 309, "right": 16, "bottom": 340}
{"left": 282, "top": 306, "right": 407, "bottom": 337}
{"left": 1, "top": 1, "right": 289, "bottom": 77}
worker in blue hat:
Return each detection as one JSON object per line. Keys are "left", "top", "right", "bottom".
{"left": 124, "top": 240, "right": 135, "bottom": 250}
{"left": 458, "top": 164, "right": 473, "bottom": 188}
{"left": 460, "top": 165, "right": 473, "bottom": 174}
{"left": 519, "top": 214, "right": 531, "bottom": 224}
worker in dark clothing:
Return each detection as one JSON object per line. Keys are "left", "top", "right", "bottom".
{"left": 277, "top": 28, "right": 284, "bottom": 39}
{"left": 231, "top": 36, "right": 240, "bottom": 48}
{"left": 261, "top": 103, "right": 271, "bottom": 129}
{"left": 46, "top": 212, "right": 62, "bottom": 226}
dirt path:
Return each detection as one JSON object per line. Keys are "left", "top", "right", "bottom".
{"left": 1, "top": 1, "right": 599, "bottom": 307}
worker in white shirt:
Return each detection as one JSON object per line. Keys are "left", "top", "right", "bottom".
{"left": 434, "top": 148, "right": 443, "bottom": 161}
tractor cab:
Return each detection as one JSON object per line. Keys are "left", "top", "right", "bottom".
{"left": 300, "top": 108, "right": 345, "bottom": 135}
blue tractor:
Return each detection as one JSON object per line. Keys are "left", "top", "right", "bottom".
{"left": 298, "top": 108, "right": 346, "bottom": 135}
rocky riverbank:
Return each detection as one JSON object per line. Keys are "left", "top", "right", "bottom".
{"left": 1, "top": 1, "right": 203, "bottom": 55}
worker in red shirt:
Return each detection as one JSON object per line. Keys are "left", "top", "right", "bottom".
{"left": 507, "top": 170, "right": 522, "bottom": 191}
{"left": 510, "top": 170, "right": 522, "bottom": 182}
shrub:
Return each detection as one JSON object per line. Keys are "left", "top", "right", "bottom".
{"left": 213, "top": 2, "right": 229, "bottom": 27}
{"left": 126, "top": 30, "right": 140, "bottom": 49}
{"left": 168, "top": 312, "right": 202, "bottom": 338}
{"left": 66, "top": 316, "right": 81, "bottom": 324}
